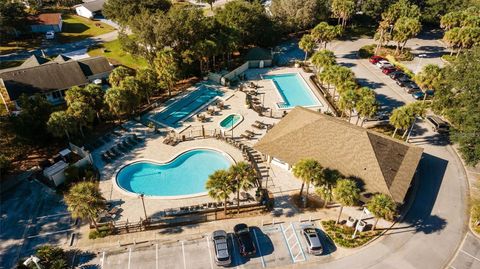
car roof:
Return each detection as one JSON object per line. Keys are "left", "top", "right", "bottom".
{"left": 214, "top": 238, "right": 229, "bottom": 259}
{"left": 303, "top": 228, "right": 322, "bottom": 247}
{"left": 213, "top": 230, "right": 228, "bottom": 238}
{"left": 234, "top": 223, "right": 248, "bottom": 232}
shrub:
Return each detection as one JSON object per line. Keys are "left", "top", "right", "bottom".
{"left": 321, "top": 220, "right": 380, "bottom": 248}
{"left": 441, "top": 54, "right": 457, "bottom": 63}
{"left": 358, "top": 44, "right": 376, "bottom": 58}
{"left": 89, "top": 226, "right": 113, "bottom": 239}
{"left": 472, "top": 199, "right": 480, "bottom": 234}
{"left": 385, "top": 55, "right": 415, "bottom": 78}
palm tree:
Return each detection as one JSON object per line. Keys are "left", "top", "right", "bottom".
{"left": 389, "top": 106, "right": 411, "bottom": 138}
{"left": 311, "top": 50, "right": 336, "bottom": 72}
{"left": 83, "top": 84, "right": 105, "bottom": 121}
{"left": 154, "top": 48, "right": 178, "bottom": 96}
{"left": 47, "top": 111, "right": 75, "bottom": 140}
{"left": 292, "top": 159, "right": 323, "bottom": 207}
{"left": 366, "top": 193, "right": 397, "bottom": 230}
{"left": 105, "top": 86, "right": 139, "bottom": 121}
{"left": 109, "top": 66, "right": 133, "bottom": 87}
{"left": 402, "top": 102, "right": 426, "bottom": 139}
{"left": 355, "top": 87, "right": 377, "bottom": 126}
{"left": 66, "top": 101, "right": 95, "bottom": 137}
{"left": 65, "top": 182, "right": 106, "bottom": 231}
{"left": 316, "top": 168, "right": 341, "bottom": 208}
{"left": 338, "top": 87, "right": 358, "bottom": 120}
{"left": 206, "top": 170, "right": 234, "bottom": 216}
{"left": 332, "top": 179, "right": 360, "bottom": 224}
{"left": 317, "top": 65, "right": 336, "bottom": 92}
{"left": 414, "top": 64, "right": 442, "bottom": 101}
{"left": 331, "top": 0, "right": 356, "bottom": 27}
{"left": 299, "top": 34, "right": 316, "bottom": 61}
{"left": 331, "top": 66, "right": 356, "bottom": 99}
{"left": 229, "top": 162, "right": 257, "bottom": 214}
{"left": 135, "top": 68, "right": 159, "bottom": 104}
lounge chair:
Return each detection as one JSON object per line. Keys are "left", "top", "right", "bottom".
{"left": 163, "top": 137, "right": 172, "bottom": 144}
{"left": 101, "top": 153, "right": 111, "bottom": 163}
{"left": 251, "top": 123, "right": 263, "bottom": 129}
{"left": 241, "top": 133, "right": 252, "bottom": 140}
{"left": 112, "top": 147, "right": 123, "bottom": 156}
{"left": 245, "top": 130, "right": 255, "bottom": 136}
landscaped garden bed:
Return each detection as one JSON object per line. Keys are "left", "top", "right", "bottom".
{"left": 321, "top": 220, "right": 381, "bottom": 248}
{"left": 358, "top": 44, "right": 414, "bottom": 61}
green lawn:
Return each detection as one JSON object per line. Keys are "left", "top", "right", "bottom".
{"left": 87, "top": 39, "right": 148, "bottom": 69}
{"left": 0, "top": 60, "right": 24, "bottom": 70}
{"left": 58, "top": 14, "right": 115, "bottom": 43}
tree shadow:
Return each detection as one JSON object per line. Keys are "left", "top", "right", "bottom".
{"left": 63, "top": 23, "right": 90, "bottom": 34}
{"left": 356, "top": 78, "right": 385, "bottom": 90}
{"left": 374, "top": 93, "right": 406, "bottom": 110}
{"left": 341, "top": 52, "right": 359, "bottom": 60}
{"left": 316, "top": 228, "right": 337, "bottom": 255}
{"left": 338, "top": 62, "right": 356, "bottom": 68}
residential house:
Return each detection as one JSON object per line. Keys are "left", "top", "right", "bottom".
{"left": 254, "top": 107, "right": 424, "bottom": 204}
{"left": 75, "top": 0, "right": 105, "bottom": 19}
{"left": 0, "top": 55, "right": 113, "bottom": 110}
{"left": 30, "top": 13, "right": 62, "bottom": 33}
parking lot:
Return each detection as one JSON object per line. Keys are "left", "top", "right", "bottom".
{"left": 96, "top": 222, "right": 335, "bottom": 269}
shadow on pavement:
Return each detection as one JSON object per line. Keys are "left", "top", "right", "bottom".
{"left": 389, "top": 153, "right": 448, "bottom": 235}
{"left": 316, "top": 228, "right": 337, "bottom": 255}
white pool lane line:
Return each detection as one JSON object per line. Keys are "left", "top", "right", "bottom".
{"left": 252, "top": 229, "right": 266, "bottom": 268}
{"left": 155, "top": 244, "right": 159, "bottom": 269}
{"left": 181, "top": 241, "right": 187, "bottom": 269}
{"left": 206, "top": 236, "right": 214, "bottom": 269}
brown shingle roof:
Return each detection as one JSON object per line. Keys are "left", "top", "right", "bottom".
{"left": 254, "top": 107, "right": 423, "bottom": 203}
{"left": 34, "top": 13, "right": 62, "bottom": 25}
{"left": 0, "top": 57, "right": 112, "bottom": 100}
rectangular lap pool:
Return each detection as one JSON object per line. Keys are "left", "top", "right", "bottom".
{"left": 263, "top": 73, "right": 321, "bottom": 109}
{"left": 149, "top": 85, "right": 223, "bottom": 128}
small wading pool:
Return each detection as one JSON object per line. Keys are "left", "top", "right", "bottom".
{"left": 219, "top": 113, "right": 243, "bottom": 131}
{"left": 115, "top": 149, "right": 233, "bottom": 198}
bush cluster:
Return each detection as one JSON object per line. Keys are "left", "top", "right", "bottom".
{"left": 321, "top": 220, "right": 380, "bottom": 248}
{"left": 89, "top": 226, "right": 113, "bottom": 239}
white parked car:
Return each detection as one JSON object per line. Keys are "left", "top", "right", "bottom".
{"left": 45, "top": 31, "right": 55, "bottom": 40}
{"left": 376, "top": 60, "right": 393, "bottom": 69}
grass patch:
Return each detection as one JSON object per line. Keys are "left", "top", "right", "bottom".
{"left": 88, "top": 39, "right": 148, "bottom": 69}
{"left": 368, "top": 123, "right": 406, "bottom": 141}
{"left": 321, "top": 220, "right": 381, "bottom": 248}
{"left": 0, "top": 60, "right": 23, "bottom": 70}
{"left": 58, "top": 14, "right": 115, "bottom": 43}
{"left": 472, "top": 198, "right": 480, "bottom": 235}
{"left": 89, "top": 225, "right": 113, "bottom": 239}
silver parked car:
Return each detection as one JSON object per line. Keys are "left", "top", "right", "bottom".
{"left": 212, "top": 230, "right": 231, "bottom": 266}
{"left": 301, "top": 227, "right": 323, "bottom": 255}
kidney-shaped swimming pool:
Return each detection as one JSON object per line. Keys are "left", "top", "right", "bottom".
{"left": 115, "top": 148, "right": 233, "bottom": 198}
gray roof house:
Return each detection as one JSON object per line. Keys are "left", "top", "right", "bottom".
{"left": 0, "top": 55, "right": 112, "bottom": 110}
{"left": 75, "top": 0, "right": 106, "bottom": 19}
{"left": 254, "top": 107, "right": 424, "bottom": 204}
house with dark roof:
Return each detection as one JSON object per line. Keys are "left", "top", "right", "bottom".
{"left": 75, "top": 0, "right": 105, "bottom": 19}
{"left": 254, "top": 107, "right": 424, "bottom": 204}
{"left": 30, "top": 13, "right": 63, "bottom": 33}
{"left": 0, "top": 55, "right": 112, "bottom": 110}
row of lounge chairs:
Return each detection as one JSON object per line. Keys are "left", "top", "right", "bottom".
{"left": 101, "top": 134, "right": 143, "bottom": 163}
{"left": 251, "top": 120, "right": 272, "bottom": 130}
{"left": 240, "top": 130, "right": 256, "bottom": 140}
{"left": 163, "top": 136, "right": 179, "bottom": 146}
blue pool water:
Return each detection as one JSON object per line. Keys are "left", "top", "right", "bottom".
{"left": 263, "top": 73, "right": 320, "bottom": 108}
{"left": 116, "top": 149, "right": 232, "bottom": 197}
{"left": 219, "top": 114, "right": 242, "bottom": 129}
{"left": 150, "top": 85, "right": 223, "bottom": 128}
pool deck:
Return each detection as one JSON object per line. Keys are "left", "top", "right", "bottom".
{"left": 93, "top": 67, "right": 331, "bottom": 222}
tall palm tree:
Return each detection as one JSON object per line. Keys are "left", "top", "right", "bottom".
{"left": 316, "top": 168, "right": 341, "bottom": 208}
{"left": 109, "top": 66, "right": 133, "bottom": 87}
{"left": 389, "top": 106, "right": 412, "bottom": 138}
{"left": 47, "top": 111, "right": 75, "bottom": 140}
{"left": 366, "top": 193, "right": 397, "bottom": 230}
{"left": 331, "top": 0, "right": 356, "bottom": 27}
{"left": 311, "top": 49, "right": 336, "bottom": 72}
{"left": 332, "top": 179, "right": 360, "bottom": 224}
{"left": 292, "top": 159, "right": 323, "bottom": 207}
{"left": 65, "top": 182, "right": 106, "bottom": 231}
{"left": 414, "top": 64, "right": 443, "bottom": 101}
{"left": 105, "top": 86, "right": 139, "bottom": 121}
{"left": 355, "top": 87, "right": 377, "bottom": 126}
{"left": 66, "top": 101, "right": 95, "bottom": 137}
{"left": 317, "top": 65, "right": 336, "bottom": 92}
{"left": 154, "top": 48, "right": 178, "bottom": 96}
{"left": 338, "top": 87, "right": 358, "bottom": 120}
{"left": 229, "top": 162, "right": 257, "bottom": 214}
{"left": 299, "top": 34, "right": 316, "bottom": 61}
{"left": 206, "top": 170, "right": 234, "bottom": 216}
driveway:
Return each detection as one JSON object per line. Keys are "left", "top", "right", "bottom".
{"left": 0, "top": 30, "right": 118, "bottom": 62}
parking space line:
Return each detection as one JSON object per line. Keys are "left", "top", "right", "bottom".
{"left": 229, "top": 234, "right": 240, "bottom": 269}
{"left": 155, "top": 244, "right": 158, "bottom": 269}
{"left": 290, "top": 223, "right": 306, "bottom": 262}
{"left": 100, "top": 251, "right": 105, "bottom": 269}
{"left": 181, "top": 241, "right": 187, "bottom": 269}
{"left": 206, "top": 236, "right": 214, "bottom": 269}
{"left": 280, "top": 224, "right": 295, "bottom": 263}
{"left": 460, "top": 249, "right": 480, "bottom": 262}
{"left": 252, "top": 229, "right": 266, "bottom": 268}
{"left": 127, "top": 248, "right": 131, "bottom": 269}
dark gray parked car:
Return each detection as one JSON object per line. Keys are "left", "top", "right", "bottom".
{"left": 212, "top": 230, "right": 231, "bottom": 266}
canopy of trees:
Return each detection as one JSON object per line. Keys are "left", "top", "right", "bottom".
{"left": 269, "top": 0, "right": 329, "bottom": 33}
